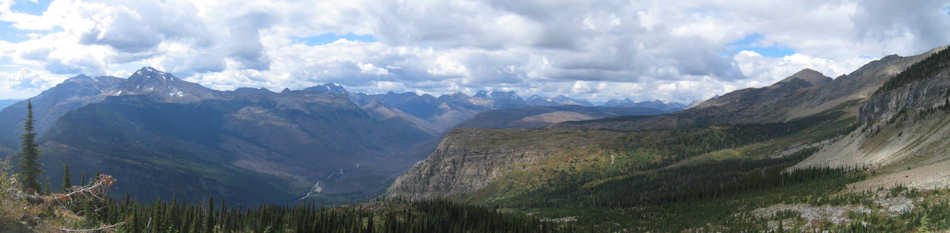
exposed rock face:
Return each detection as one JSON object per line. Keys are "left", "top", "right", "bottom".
{"left": 388, "top": 129, "right": 545, "bottom": 200}
{"left": 860, "top": 70, "right": 950, "bottom": 123}
{"left": 793, "top": 46, "right": 950, "bottom": 190}
{"left": 387, "top": 128, "right": 615, "bottom": 200}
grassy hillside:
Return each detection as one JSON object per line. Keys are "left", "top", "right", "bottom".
{"left": 451, "top": 101, "right": 859, "bottom": 204}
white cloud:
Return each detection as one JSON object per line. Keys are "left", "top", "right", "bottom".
{"left": 0, "top": 0, "right": 946, "bottom": 103}
{"left": 0, "top": 67, "right": 66, "bottom": 99}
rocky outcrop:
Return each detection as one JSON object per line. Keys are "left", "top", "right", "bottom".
{"left": 387, "top": 128, "right": 616, "bottom": 200}
{"left": 387, "top": 129, "right": 544, "bottom": 200}
{"left": 793, "top": 46, "right": 950, "bottom": 190}
{"left": 859, "top": 47, "right": 950, "bottom": 124}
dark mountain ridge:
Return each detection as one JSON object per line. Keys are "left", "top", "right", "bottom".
{"left": 0, "top": 66, "right": 685, "bottom": 204}
{"left": 0, "top": 67, "right": 435, "bottom": 204}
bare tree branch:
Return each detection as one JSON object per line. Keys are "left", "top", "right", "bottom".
{"left": 23, "top": 174, "right": 116, "bottom": 206}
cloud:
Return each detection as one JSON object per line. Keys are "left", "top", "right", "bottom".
{"left": 0, "top": 67, "right": 66, "bottom": 99}
{"left": 0, "top": 0, "right": 947, "bottom": 103}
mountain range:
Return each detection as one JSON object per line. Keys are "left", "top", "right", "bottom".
{"left": 350, "top": 90, "right": 684, "bottom": 134}
{"left": 387, "top": 46, "right": 946, "bottom": 200}
{"left": 2, "top": 45, "right": 949, "bottom": 232}
{"left": 0, "top": 67, "right": 679, "bottom": 204}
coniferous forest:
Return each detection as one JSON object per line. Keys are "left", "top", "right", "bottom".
{"left": 81, "top": 197, "right": 570, "bottom": 233}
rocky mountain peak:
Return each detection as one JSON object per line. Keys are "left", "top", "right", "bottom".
{"left": 779, "top": 68, "right": 831, "bottom": 86}
{"left": 129, "top": 66, "right": 177, "bottom": 83}
{"left": 303, "top": 82, "right": 348, "bottom": 95}
{"left": 65, "top": 74, "right": 92, "bottom": 82}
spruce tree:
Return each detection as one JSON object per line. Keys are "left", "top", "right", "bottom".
{"left": 18, "top": 100, "right": 42, "bottom": 193}
{"left": 206, "top": 196, "right": 215, "bottom": 233}
{"left": 63, "top": 163, "right": 72, "bottom": 192}
{"left": 44, "top": 176, "right": 50, "bottom": 194}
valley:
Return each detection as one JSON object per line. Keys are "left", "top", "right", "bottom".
{"left": 0, "top": 67, "right": 679, "bottom": 205}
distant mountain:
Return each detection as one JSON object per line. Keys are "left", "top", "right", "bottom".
{"left": 0, "top": 99, "right": 18, "bottom": 110}
{"left": 455, "top": 105, "right": 669, "bottom": 129}
{"left": 0, "top": 67, "right": 435, "bottom": 204}
{"left": 526, "top": 95, "right": 593, "bottom": 106}
{"left": 0, "top": 75, "right": 125, "bottom": 150}
{"left": 350, "top": 92, "right": 490, "bottom": 134}
{"left": 554, "top": 52, "right": 936, "bottom": 131}
{"left": 351, "top": 90, "right": 675, "bottom": 134}
{"left": 603, "top": 99, "right": 686, "bottom": 112}
{"left": 350, "top": 90, "right": 589, "bottom": 134}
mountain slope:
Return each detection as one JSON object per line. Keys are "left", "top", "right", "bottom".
{"left": 41, "top": 90, "right": 433, "bottom": 203}
{"left": 793, "top": 46, "right": 950, "bottom": 190}
{"left": 386, "top": 47, "right": 949, "bottom": 201}
{"left": 0, "top": 75, "right": 124, "bottom": 150}
{"left": 384, "top": 45, "right": 950, "bottom": 231}
{"left": 0, "top": 67, "right": 436, "bottom": 204}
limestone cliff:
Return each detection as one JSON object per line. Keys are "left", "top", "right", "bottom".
{"left": 794, "top": 46, "right": 950, "bottom": 190}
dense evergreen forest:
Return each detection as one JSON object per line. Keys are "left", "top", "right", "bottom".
{"left": 64, "top": 192, "right": 571, "bottom": 233}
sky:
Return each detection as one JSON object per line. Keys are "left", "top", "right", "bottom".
{"left": 0, "top": 0, "right": 948, "bottom": 104}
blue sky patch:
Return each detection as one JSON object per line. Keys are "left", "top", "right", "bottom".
{"left": 12, "top": 0, "right": 50, "bottom": 15}
{"left": 0, "top": 22, "right": 31, "bottom": 42}
{"left": 294, "top": 33, "right": 377, "bottom": 46}
{"left": 725, "top": 33, "right": 795, "bottom": 58}
{"left": 0, "top": 0, "right": 52, "bottom": 42}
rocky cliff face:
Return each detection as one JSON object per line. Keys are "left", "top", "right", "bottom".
{"left": 387, "top": 128, "right": 615, "bottom": 200}
{"left": 859, "top": 47, "right": 950, "bottom": 124}
{"left": 793, "top": 46, "right": 950, "bottom": 190}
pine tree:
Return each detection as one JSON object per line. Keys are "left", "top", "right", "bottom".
{"left": 63, "top": 163, "right": 72, "bottom": 192}
{"left": 44, "top": 176, "right": 50, "bottom": 194}
{"left": 18, "top": 100, "right": 42, "bottom": 193}
{"left": 206, "top": 196, "right": 215, "bottom": 233}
